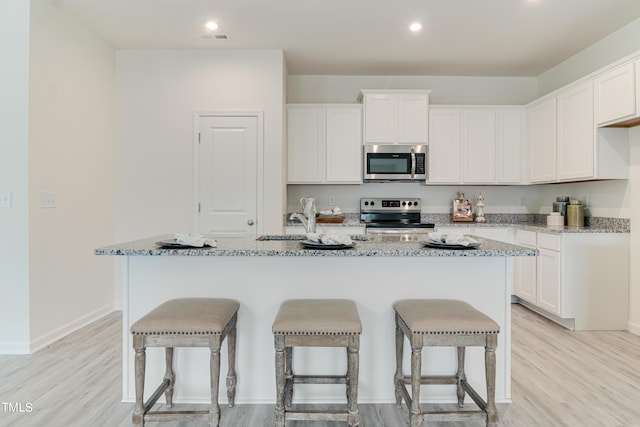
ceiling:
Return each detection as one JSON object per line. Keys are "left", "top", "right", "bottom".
{"left": 56, "top": 0, "right": 640, "bottom": 76}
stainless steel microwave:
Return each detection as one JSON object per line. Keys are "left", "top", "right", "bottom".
{"left": 363, "top": 144, "right": 427, "bottom": 182}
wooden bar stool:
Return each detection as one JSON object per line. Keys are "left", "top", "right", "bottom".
{"left": 272, "top": 299, "right": 362, "bottom": 426}
{"left": 393, "top": 299, "right": 500, "bottom": 427}
{"left": 130, "top": 298, "right": 239, "bottom": 427}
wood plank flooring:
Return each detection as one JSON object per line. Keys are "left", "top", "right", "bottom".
{"left": 1, "top": 304, "right": 640, "bottom": 426}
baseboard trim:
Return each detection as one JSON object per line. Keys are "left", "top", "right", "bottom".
{"left": 30, "top": 302, "right": 116, "bottom": 353}
{"left": 628, "top": 321, "right": 640, "bottom": 336}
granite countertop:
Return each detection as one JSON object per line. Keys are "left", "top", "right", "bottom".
{"left": 286, "top": 213, "right": 630, "bottom": 234}
{"left": 95, "top": 234, "right": 538, "bottom": 257}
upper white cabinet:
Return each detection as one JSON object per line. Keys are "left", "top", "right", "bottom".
{"left": 361, "top": 90, "right": 430, "bottom": 144}
{"left": 428, "top": 106, "right": 523, "bottom": 184}
{"left": 594, "top": 62, "right": 636, "bottom": 126}
{"left": 528, "top": 81, "right": 628, "bottom": 184}
{"left": 287, "top": 104, "right": 362, "bottom": 184}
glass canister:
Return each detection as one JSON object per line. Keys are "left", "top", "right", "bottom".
{"left": 566, "top": 200, "right": 584, "bottom": 227}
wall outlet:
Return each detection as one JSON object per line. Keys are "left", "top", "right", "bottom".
{"left": 40, "top": 191, "right": 57, "bottom": 208}
{"left": 328, "top": 195, "right": 336, "bottom": 206}
{"left": 0, "top": 191, "right": 11, "bottom": 208}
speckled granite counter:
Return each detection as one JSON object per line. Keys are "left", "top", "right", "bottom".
{"left": 95, "top": 234, "right": 538, "bottom": 257}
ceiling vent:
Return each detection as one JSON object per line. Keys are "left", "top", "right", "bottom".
{"left": 202, "top": 34, "right": 230, "bottom": 40}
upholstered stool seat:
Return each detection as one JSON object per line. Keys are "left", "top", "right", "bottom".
{"left": 272, "top": 299, "right": 362, "bottom": 426}
{"left": 130, "top": 298, "right": 239, "bottom": 427}
{"left": 393, "top": 299, "right": 500, "bottom": 427}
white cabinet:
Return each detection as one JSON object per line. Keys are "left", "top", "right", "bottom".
{"left": 361, "top": 90, "right": 430, "bottom": 144}
{"left": 428, "top": 106, "right": 523, "bottom": 184}
{"left": 473, "top": 227, "right": 512, "bottom": 242}
{"left": 527, "top": 81, "right": 628, "bottom": 184}
{"left": 513, "top": 229, "right": 537, "bottom": 304}
{"left": 556, "top": 82, "right": 594, "bottom": 181}
{"left": 594, "top": 62, "right": 636, "bottom": 126}
{"left": 536, "top": 233, "right": 561, "bottom": 315}
{"left": 287, "top": 104, "right": 362, "bottom": 184}
{"left": 527, "top": 97, "right": 557, "bottom": 183}
{"left": 512, "top": 230, "right": 629, "bottom": 330}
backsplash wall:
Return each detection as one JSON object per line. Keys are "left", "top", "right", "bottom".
{"left": 287, "top": 180, "right": 630, "bottom": 219}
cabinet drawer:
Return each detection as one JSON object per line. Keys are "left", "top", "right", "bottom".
{"left": 514, "top": 229, "right": 536, "bottom": 247}
{"left": 537, "top": 232, "right": 561, "bottom": 251}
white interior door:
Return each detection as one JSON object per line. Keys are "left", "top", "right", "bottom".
{"left": 197, "top": 115, "right": 258, "bottom": 235}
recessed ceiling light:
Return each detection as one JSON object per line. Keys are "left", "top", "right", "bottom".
{"left": 409, "top": 22, "right": 422, "bottom": 32}
{"left": 205, "top": 21, "right": 219, "bottom": 31}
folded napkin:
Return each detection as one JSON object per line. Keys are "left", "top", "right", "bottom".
{"left": 306, "top": 232, "right": 353, "bottom": 245}
{"left": 427, "top": 231, "right": 478, "bottom": 247}
{"left": 174, "top": 233, "right": 217, "bottom": 248}
{"left": 319, "top": 207, "right": 343, "bottom": 216}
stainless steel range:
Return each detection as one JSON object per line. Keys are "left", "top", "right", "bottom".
{"left": 360, "top": 198, "right": 435, "bottom": 235}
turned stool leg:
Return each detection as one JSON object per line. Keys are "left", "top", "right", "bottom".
{"left": 284, "top": 346, "right": 293, "bottom": 407}
{"left": 163, "top": 348, "right": 175, "bottom": 407}
{"left": 394, "top": 316, "right": 404, "bottom": 408}
{"left": 456, "top": 346, "right": 466, "bottom": 407}
{"left": 485, "top": 334, "right": 499, "bottom": 427}
{"left": 410, "top": 337, "right": 423, "bottom": 427}
{"left": 274, "top": 335, "right": 286, "bottom": 427}
{"left": 132, "top": 336, "right": 146, "bottom": 426}
{"left": 209, "top": 336, "right": 222, "bottom": 427}
{"left": 226, "top": 321, "right": 237, "bottom": 407}
{"left": 347, "top": 336, "right": 360, "bottom": 426}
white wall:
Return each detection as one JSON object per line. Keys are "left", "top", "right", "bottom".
{"left": 0, "top": 0, "right": 31, "bottom": 354}
{"left": 115, "top": 49, "right": 286, "bottom": 243}
{"left": 629, "top": 127, "right": 640, "bottom": 334}
{"left": 288, "top": 75, "right": 538, "bottom": 105}
{"left": 28, "top": 0, "right": 117, "bottom": 349}
{"left": 538, "top": 17, "right": 640, "bottom": 96}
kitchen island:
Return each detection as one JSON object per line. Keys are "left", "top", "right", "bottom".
{"left": 96, "top": 234, "right": 536, "bottom": 406}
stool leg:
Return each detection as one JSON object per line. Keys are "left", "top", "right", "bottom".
{"left": 284, "top": 347, "right": 293, "bottom": 407}
{"left": 209, "top": 336, "right": 222, "bottom": 427}
{"left": 409, "top": 336, "right": 423, "bottom": 427}
{"left": 347, "top": 336, "right": 360, "bottom": 427}
{"left": 164, "top": 347, "right": 175, "bottom": 407}
{"left": 456, "top": 346, "right": 466, "bottom": 407}
{"left": 394, "top": 315, "right": 404, "bottom": 408}
{"left": 274, "top": 335, "right": 286, "bottom": 427}
{"left": 132, "top": 336, "right": 145, "bottom": 426}
{"left": 226, "top": 321, "right": 237, "bottom": 408}
{"left": 485, "top": 334, "right": 499, "bottom": 427}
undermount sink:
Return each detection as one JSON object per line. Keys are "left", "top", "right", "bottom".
{"left": 256, "top": 234, "right": 368, "bottom": 241}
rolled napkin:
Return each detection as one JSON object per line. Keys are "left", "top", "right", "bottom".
{"left": 174, "top": 233, "right": 217, "bottom": 247}
{"left": 306, "top": 232, "right": 352, "bottom": 245}
{"left": 427, "top": 231, "right": 478, "bottom": 246}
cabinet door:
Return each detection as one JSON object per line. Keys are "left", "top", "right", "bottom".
{"left": 325, "top": 107, "right": 362, "bottom": 183}
{"left": 364, "top": 94, "right": 396, "bottom": 144}
{"left": 463, "top": 109, "right": 496, "bottom": 183}
{"left": 287, "top": 108, "right": 325, "bottom": 183}
{"left": 515, "top": 255, "right": 537, "bottom": 304}
{"left": 397, "top": 93, "right": 428, "bottom": 144}
{"left": 428, "top": 108, "right": 462, "bottom": 183}
{"left": 537, "top": 248, "right": 561, "bottom": 315}
{"left": 528, "top": 98, "right": 557, "bottom": 183}
{"left": 473, "top": 227, "right": 511, "bottom": 242}
{"left": 594, "top": 62, "right": 636, "bottom": 125}
{"left": 496, "top": 109, "right": 523, "bottom": 183}
{"left": 557, "top": 82, "right": 594, "bottom": 181}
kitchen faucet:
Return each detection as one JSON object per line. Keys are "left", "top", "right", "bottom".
{"left": 289, "top": 212, "right": 316, "bottom": 234}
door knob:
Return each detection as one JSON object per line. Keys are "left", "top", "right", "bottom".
{"left": 247, "top": 219, "right": 255, "bottom": 226}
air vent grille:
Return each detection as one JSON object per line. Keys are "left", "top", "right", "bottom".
{"left": 202, "top": 34, "right": 230, "bottom": 40}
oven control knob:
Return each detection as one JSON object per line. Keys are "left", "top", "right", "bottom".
{"left": 364, "top": 201, "right": 369, "bottom": 206}
{"left": 370, "top": 201, "right": 375, "bottom": 206}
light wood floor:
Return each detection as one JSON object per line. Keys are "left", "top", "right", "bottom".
{"left": 1, "top": 304, "right": 640, "bottom": 426}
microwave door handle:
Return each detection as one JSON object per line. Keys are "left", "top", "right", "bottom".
{"left": 410, "top": 148, "right": 416, "bottom": 179}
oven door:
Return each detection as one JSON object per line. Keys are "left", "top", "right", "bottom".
{"left": 363, "top": 145, "right": 427, "bottom": 181}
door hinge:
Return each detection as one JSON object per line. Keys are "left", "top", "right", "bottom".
{"left": 198, "top": 133, "right": 201, "bottom": 143}
{"left": 198, "top": 203, "right": 201, "bottom": 213}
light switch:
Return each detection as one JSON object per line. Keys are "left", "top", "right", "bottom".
{"left": 0, "top": 191, "right": 11, "bottom": 208}
{"left": 40, "top": 191, "right": 57, "bottom": 208}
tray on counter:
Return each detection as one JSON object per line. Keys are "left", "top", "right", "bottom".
{"left": 316, "top": 216, "right": 345, "bottom": 223}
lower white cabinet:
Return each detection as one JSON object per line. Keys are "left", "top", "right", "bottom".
{"left": 513, "top": 230, "right": 629, "bottom": 330}
{"left": 287, "top": 104, "right": 362, "bottom": 184}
